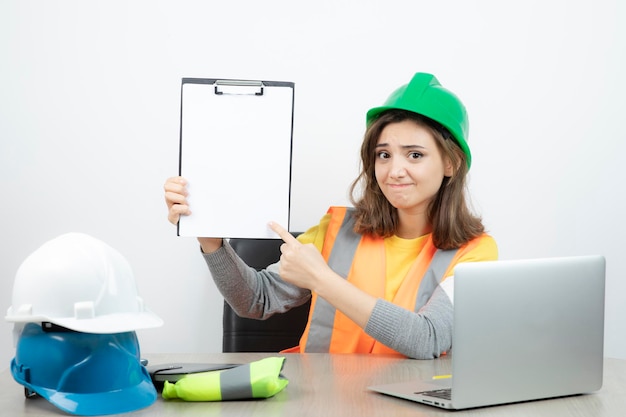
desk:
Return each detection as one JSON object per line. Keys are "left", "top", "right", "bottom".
{"left": 1, "top": 353, "right": 625, "bottom": 416}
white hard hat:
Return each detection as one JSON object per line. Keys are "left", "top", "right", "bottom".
{"left": 5, "top": 233, "right": 163, "bottom": 333}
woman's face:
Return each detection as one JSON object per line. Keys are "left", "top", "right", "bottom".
{"left": 374, "top": 119, "right": 452, "bottom": 216}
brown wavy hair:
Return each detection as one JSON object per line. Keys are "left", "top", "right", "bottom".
{"left": 349, "top": 110, "right": 485, "bottom": 250}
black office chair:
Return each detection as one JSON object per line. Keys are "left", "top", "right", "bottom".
{"left": 223, "top": 234, "right": 311, "bottom": 352}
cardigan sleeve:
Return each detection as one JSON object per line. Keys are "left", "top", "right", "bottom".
{"left": 201, "top": 240, "right": 311, "bottom": 319}
{"left": 364, "top": 283, "right": 454, "bottom": 359}
{"left": 364, "top": 234, "right": 498, "bottom": 359}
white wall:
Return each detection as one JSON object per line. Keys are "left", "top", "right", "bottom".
{"left": 2, "top": 0, "right": 625, "bottom": 370}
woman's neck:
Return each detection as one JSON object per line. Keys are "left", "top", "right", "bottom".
{"left": 395, "top": 210, "right": 431, "bottom": 239}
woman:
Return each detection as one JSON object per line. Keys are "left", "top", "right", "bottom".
{"left": 164, "top": 72, "right": 498, "bottom": 359}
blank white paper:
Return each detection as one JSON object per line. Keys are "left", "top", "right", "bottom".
{"left": 178, "top": 80, "right": 294, "bottom": 238}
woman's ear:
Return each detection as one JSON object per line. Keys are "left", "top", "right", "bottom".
{"left": 444, "top": 157, "right": 455, "bottom": 177}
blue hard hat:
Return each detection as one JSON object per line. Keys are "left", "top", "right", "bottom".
{"left": 10, "top": 323, "right": 157, "bottom": 416}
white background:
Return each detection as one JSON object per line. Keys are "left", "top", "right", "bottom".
{"left": 1, "top": 0, "right": 625, "bottom": 370}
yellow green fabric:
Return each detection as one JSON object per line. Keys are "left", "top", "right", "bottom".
{"left": 161, "top": 357, "right": 288, "bottom": 401}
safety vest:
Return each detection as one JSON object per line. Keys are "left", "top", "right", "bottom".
{"left": 162, "top": 357, "right": 288, "bottom": 401}
{"left": 294, "top": 206, "right": 459, "bottom": 355}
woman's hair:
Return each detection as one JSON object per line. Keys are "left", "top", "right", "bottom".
{"left": 349, "top": 109, "right": 485, "bottom": 250}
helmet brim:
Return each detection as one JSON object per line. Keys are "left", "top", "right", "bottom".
{"left": 13, "top": 363, "right": 157, "bottom": 416}
{"left": 6, "top": 309, "right": 164, "bottom": 334}
{"left": 366, "top": 105, "right": 473, "bottom": 168}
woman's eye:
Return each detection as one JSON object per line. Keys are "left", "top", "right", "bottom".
{"left": 409, "top": 152, "right": 423, "bottom": 159}
{"left": 376, "top": 151, "right": 390, "bottom": 159}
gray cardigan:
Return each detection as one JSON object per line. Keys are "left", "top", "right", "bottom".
{"left": 202, "top": 240, "right": 454, "bottom": 359}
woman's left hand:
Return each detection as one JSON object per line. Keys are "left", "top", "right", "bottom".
{"left": 268, "top": 221, "right": 331, "bottom": 291}
{"left": 269, "top": 221, "right": 376, "bottom": 329}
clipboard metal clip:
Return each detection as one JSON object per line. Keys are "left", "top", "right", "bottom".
{"left": 214, "top": 80, "right": 264, "bottom": 96}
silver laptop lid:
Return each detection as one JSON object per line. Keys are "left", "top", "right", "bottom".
{"left": 451, "top": 255, "right": 605, "bottom": 409}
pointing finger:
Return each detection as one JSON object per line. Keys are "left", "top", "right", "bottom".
{"left": 268, "top": 221, "right": 299, "bottom": 244}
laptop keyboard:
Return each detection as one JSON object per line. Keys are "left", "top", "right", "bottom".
{"left": 418, "top": 388, "right": 452, "bottom": 400}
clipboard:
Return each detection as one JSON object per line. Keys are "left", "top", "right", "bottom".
{"left": 146, "top": 363, "right": 240, "bottom": 383}
{"left": 177, "top": 78, "right": 295, "bottom": 238}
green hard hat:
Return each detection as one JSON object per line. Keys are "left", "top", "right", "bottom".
{"left": 366, "top": 72, "right": 471, "bottom": 168}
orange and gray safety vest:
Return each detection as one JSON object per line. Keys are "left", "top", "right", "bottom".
{"left": 296, "top": 206, "right": 459, "bottom": 355}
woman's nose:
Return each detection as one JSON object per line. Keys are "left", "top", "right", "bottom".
{"left": 389, "top": 160, "right": 407, "bottom": 178}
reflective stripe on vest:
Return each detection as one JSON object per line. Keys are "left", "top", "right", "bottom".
{"left": 304, "top": 208, "right": 458, "bottom": 353}
{"left": 220, "top": 363, "right": 253, "bottom": 400}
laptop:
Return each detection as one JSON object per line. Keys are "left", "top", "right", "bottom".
{"left": 368, "top": 255, "right": 606, "bottom": 410}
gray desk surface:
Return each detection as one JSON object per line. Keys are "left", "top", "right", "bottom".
{"left": 1, "top": 352, "right": 625, "bottom": 416}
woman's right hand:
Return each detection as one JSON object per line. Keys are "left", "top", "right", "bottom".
{"left": 164, "top": 176, "right": 191, "bottom": 225}
{"left": 163, "top": 176, "right": 224, "bottom": 253}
